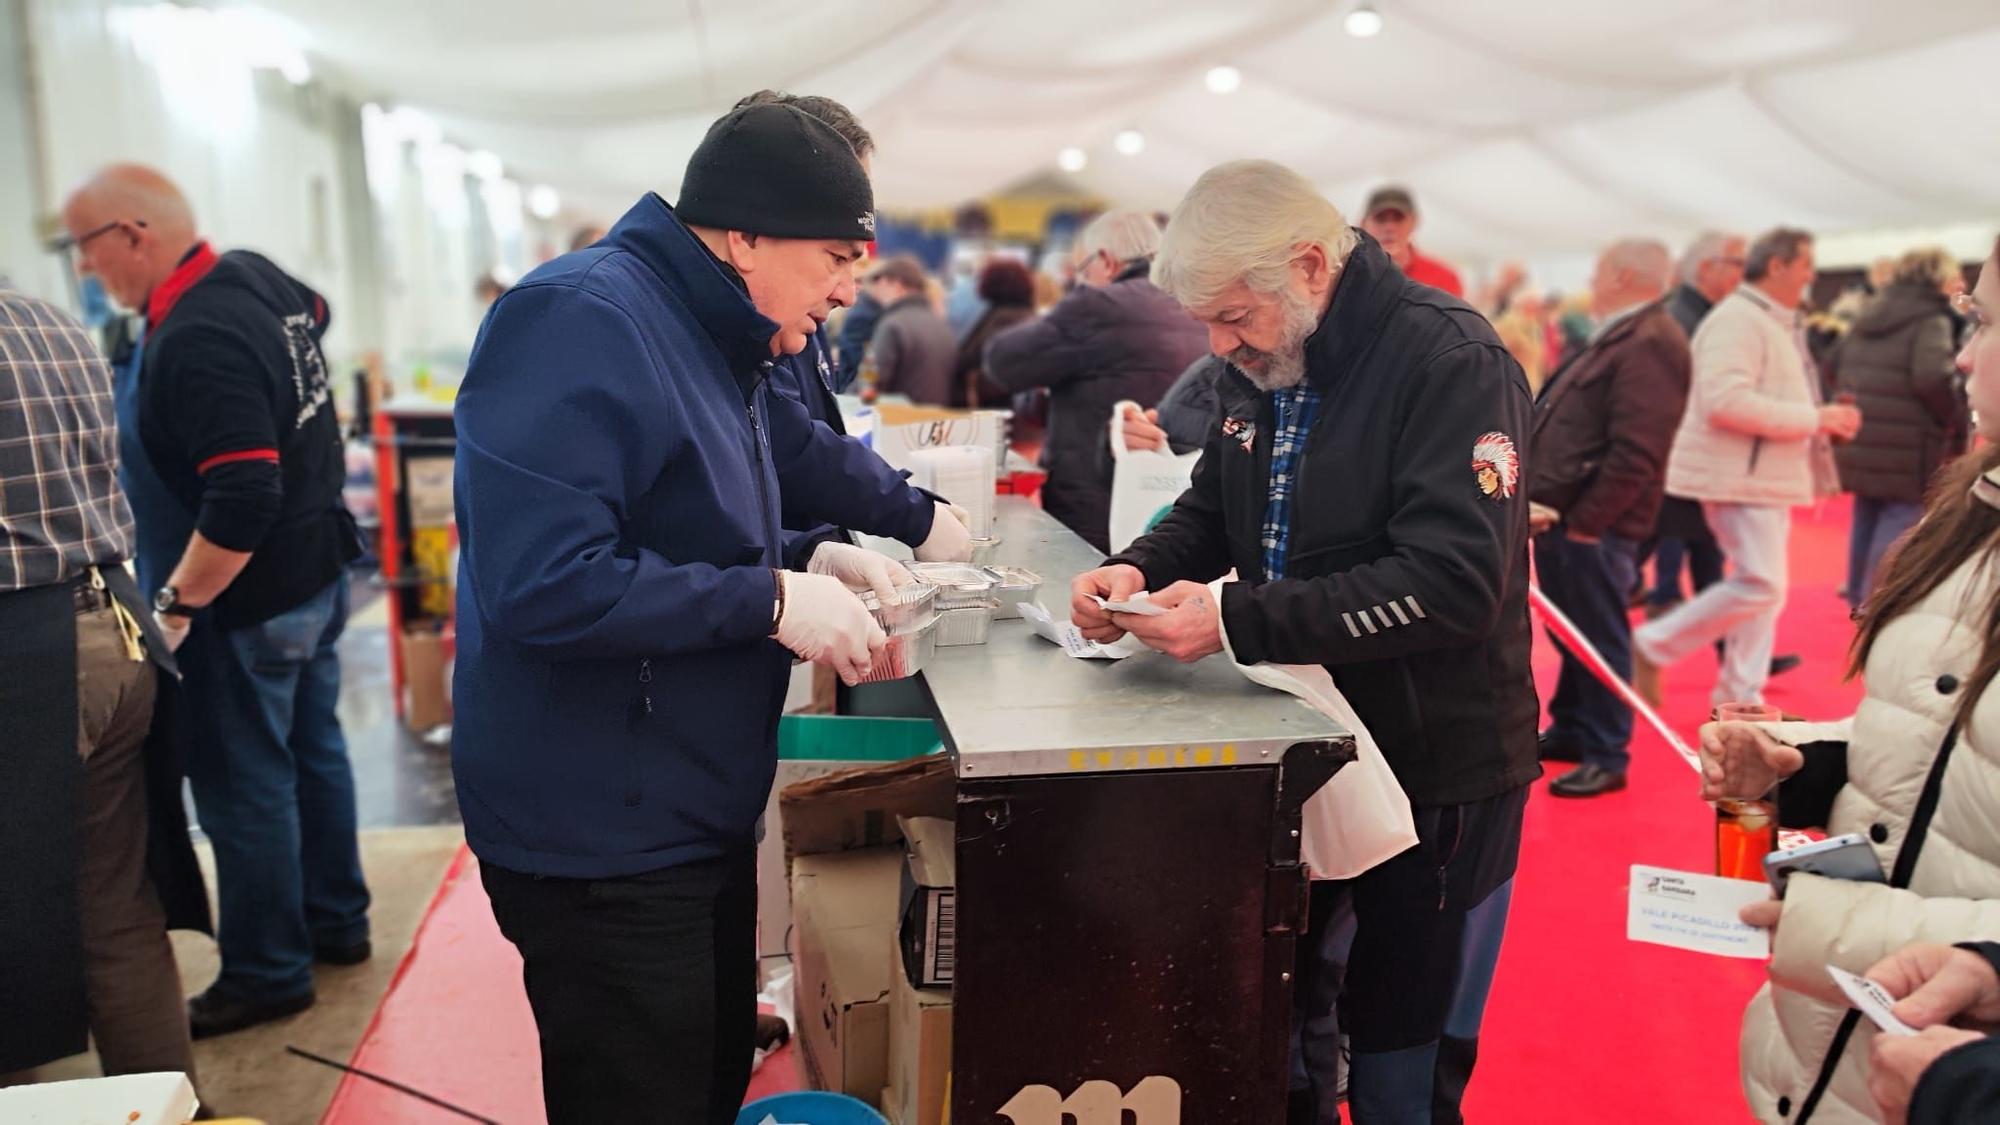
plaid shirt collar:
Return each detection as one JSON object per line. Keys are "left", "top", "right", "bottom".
{"left": 1260, "top": 383, "right": 1324, "bottom": 582}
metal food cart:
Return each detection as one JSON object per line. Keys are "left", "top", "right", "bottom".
{"left": 920, "top": 499, "right": 1355, "bottom": 1124}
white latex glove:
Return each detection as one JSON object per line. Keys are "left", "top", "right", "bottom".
{"left": 914, "top": 500, "right": 974, "bottom": 563}
{"left": 807, "top": 541, "right": 913, "bottom": 602}
{"left": 773, "top": 572, "right": 887, "bottom": 685}
{"left": 153, "top": 611, "right": 191, "bottom": 653}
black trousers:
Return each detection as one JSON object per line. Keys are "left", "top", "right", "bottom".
{"left": 481, "top": 852, "right": 758, "bottom": 1125}
{"left": 1291, "top": 784, "right": 1529, "bottom": 1125}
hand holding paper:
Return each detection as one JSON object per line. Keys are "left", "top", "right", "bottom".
{"left": 1070, "top": 564, "right": 1147, "bottom": 643}
{"left": 1113, "top": 580, "right": 1223, "bottom": 664}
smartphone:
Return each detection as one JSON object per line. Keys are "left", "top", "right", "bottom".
{"left": 1764, "top": 833, "right": 1886, "bottom": 898}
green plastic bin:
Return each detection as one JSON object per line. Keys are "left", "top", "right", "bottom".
{"left": 776, "top": 715, "right": 943, "bottom": 763}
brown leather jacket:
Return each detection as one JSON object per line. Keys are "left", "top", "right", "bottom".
{"left": 1528, "top": 300, "right": 1691, "bottom": 540}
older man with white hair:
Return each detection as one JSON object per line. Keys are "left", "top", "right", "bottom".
{"left": 984, "top": 209, "right": 1207, "bottom": 551}
{"left": 1071, "top": 160, "right": 1538, "bottom": 1125}
{"left": 1526, "top": 239, "right": 1690, "bottom": 797}
{"left": 1648, "top": 232, "right": 1747, "bottom": 614}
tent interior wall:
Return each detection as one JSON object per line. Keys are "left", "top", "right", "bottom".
{"left": 9, "top": 0, "right": 2000, "bottom": 366}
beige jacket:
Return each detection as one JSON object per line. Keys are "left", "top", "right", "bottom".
{"left": 1664, "top": 287, "right": 1836, "bottom": 507}
{"left": 1739, "top": 548, "right": 2000, "bottom": 1123}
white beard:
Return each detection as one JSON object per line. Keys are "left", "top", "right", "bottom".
{"left": 1230, "top": 288, "right": 1319, "bottom": 392}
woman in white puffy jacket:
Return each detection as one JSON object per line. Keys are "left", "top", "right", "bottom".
{"left": 1701, "top": 238, "right": 2000, "bottom": 1124}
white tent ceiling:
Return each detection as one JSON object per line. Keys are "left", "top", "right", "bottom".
{"left": 262, "top": 0, "right": 2000, "bottom": 266}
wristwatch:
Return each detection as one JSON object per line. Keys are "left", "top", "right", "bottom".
{"left": 153, "top": 585, "right": 196, "bottom": 619}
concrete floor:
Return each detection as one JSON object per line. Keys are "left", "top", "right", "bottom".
{"left": 331, "top": 576, "right": 461, "bottom": 831}
{"left": 29, "top": 572, "right": 469, "bottom": 1122}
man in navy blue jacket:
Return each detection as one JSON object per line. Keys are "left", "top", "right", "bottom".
{"left": 452, "top": 104, "right": 969, "bottom": 1123}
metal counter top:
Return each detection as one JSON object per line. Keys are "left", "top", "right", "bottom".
{"left": 920, "top": 498, "right": 1350, "bottom": 779}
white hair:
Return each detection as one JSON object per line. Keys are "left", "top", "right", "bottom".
{"left": 1152, "top": 160, "right": 1359, "bottom": 310}
{"left": 1076, "top": 210, "right": 1163, "bottom": 266}
{"left": 1603, "top": 238, "right": 1673, "bottom": 291}
{"left": 1677, "top": 230, "right": 1740, "bottom": 285}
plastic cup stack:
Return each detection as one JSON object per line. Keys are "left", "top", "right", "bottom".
{"left": 906, "top": 445, "right": 995, "bottom": 538}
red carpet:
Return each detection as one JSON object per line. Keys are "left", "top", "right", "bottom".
{"left": 325, "top": 498, "right": 1866, "bottom": 1124}
{"left": 1465, "top": 495, "right": 1864, "bottom": 1124}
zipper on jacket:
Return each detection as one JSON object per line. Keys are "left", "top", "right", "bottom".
{"left": 623, "top": 657, "right": 654, "bottom": 807}
{"left": 746, "top": 362, "right": 781, "bottom": 562}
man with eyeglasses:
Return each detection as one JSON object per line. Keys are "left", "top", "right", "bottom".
{"left": 59, "top": 164, "right": 371, "bottom": 1039}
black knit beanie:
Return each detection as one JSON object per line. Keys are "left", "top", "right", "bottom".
{"left": 677, "top": 103, "right": 876, "bottom": 242}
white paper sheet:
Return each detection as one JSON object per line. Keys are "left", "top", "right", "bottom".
{"left": 1828, "top": 964, "right": 1919, "bottom": 1036}
{"left": 1626, "top": 865, "right": 1773, "bottom": 959}
{"left": 1019, "top": 602, "right": 1145, "bottom": 660}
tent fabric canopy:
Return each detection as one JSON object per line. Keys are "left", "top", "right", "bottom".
{"left": 264, "top": 0, "right": 2000, "bottom": 262}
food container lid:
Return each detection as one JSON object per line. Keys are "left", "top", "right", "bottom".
{"left": 857, "top": 579, "right": 939, "bottom": 611}
{"left": 982, "top": 566, "right": 1041, "bottom": 590}
{"left": 906, "top": 563, "right": 997, "bottom": 595}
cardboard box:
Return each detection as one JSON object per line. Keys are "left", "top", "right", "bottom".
{"left": 781, "top": 753, "right": 956, "bottom": 867}
{"left": 887, "top": 968, "right": 954, "bottom": 1125}
{"left": 896, "top": 816, "right": 956, "bottom": 988}
{"left": 792, "top": 848, "right": 905, "bottom": 1104}
{"left": 759, "top": 725, "right": 948, "bottom": 959}
{"left": 403, "top": 453, "right": 456, "bottom": 527}
{"left": 399, "top": 625, "right": 451, "bottom": 731}
{"left": 758, "top": 757, "right": 873, "bottom": 959}
{"left": 866, "top": 404, "right": 1006, "bottom": 476}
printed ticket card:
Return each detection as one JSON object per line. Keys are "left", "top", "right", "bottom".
{"left": 1626, "top": 864, "right": 1772, "bottom": 959}
{"left": 1827, "top": 964, "right": 1919, "bottom": 1037}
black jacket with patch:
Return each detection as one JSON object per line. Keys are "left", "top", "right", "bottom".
{"left": 1110, "top": 233, "right": 1541, "bottom": 807}
{"left": 141, "top": 249, "right": 357, "bottom": 628}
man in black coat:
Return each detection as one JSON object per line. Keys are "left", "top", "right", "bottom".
{"left": 1072, "top": 160, "right": 1538, "bottom": 1125}
{"left": 985, "top": 210, "right": 1208, "bottom": 551}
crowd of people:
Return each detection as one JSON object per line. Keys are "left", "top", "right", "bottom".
{"left": 4, "top": 80, "right": 1999, "bottom": 1125}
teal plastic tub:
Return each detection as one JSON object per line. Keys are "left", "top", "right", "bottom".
{"left": 776, "top": 715, "right": 942, "bottom": 763}
{"left": 736, "top": 1091, "right": 891, "bottom": 1124}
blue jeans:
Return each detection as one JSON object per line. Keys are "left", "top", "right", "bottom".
{"left": 1535, "top": 530, "right": 1639, "bottom": 773}
{"left": 180, "top": 579, "right": 370, "bottom": 998}
{"left": 1846, "top": 496, "right": 1922, "bottom": 610}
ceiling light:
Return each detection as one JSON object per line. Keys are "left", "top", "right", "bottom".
{"left": 1205, "top": 65, "right": 1241, "bottom": 94}
{"left": 1113, "top": 129, "right": 1146, "bottom": 156}
{"left": 527, "top": 185, "right": 561, "bottom": 219}
{"left": 1057, "top": 146, "right": 1088, "bottom": 173}
{"left": 466, "top": 150, "right": 504, "bottom": 181}
{"left": 1345, "top": 3, "right": 1383, "bottom": 38}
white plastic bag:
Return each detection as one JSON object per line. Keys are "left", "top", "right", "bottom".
{"left": 1107, "top": 399, "right": 1201, "bottom": 554}
{"left": 1210, "top": 579, "right": 1418, "bottom": 880}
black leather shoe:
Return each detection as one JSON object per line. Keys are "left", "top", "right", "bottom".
{"left": 1769, "top": 654, "right": 1803, "bottom": 678}
{"left": 1537, "top": 732, "right": 1584, "bottom": 762}
{"left": 1549, "top": 764, "right": 1628, "bottom": 798}
{"left": 314, "top": 939, "right": 372, "bottom": 966}
{"left": 755, "top": 1012, "right": 791, "bottom": 1051}
{"left": 187, "top": 984, "right": 315, "bottom": 1040}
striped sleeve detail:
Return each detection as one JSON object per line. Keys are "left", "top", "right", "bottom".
{"left": 196, "top": 448, "right": 280, "bottom": 474}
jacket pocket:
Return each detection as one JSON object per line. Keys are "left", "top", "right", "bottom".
{"left": 1288, "top": 531, "right": 1392, "bottom": 580}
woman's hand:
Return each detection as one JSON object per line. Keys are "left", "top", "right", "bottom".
{"left": 1698, "top": 721, "right": 1805, "bottom": 801}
